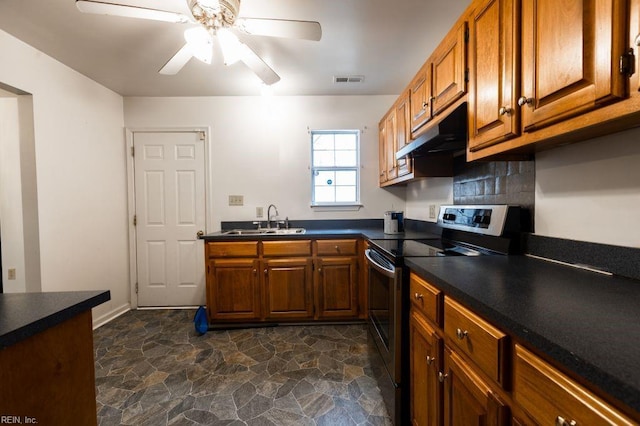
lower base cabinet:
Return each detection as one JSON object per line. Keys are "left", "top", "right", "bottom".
{"left": 205, "top": 239, "right": 361, "bottom": 324}
{"left": 408, "top": 272, "right": 640, "bottom": 426}
{"left": 264, "top": 258, "right": 314, "bottom": 319}
{"left": 410, "top": 310, "right": 443, "bottom": 426}
{"left": 443, "top": 346, "right": 509, "bottom": 426}
{"left": 207, "top": 258, "right": 261, "bottom": 321}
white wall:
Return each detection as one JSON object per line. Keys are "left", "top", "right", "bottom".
{"left": 405, "top": 178, "right": 454, "bottom": 222}
{"left": 0, "top": 30, "right": 130, "bottom": 323}
{"left": 535, "top": 128, "right": 640, "bottom": 248}
{"left": 124, "top": 96, "right": 406, "bottom": 230}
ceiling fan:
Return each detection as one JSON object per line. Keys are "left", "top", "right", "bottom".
{"left": 75, "top": 0, "right": 322, "bottom": 85}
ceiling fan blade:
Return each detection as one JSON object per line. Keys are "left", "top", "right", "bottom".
{"left": 76, "top": 1, "right": 191, "bottom": 23}
{"left": 236, "top": 18, "right": 322, "bottom": 41}
{"left": 239, "top": 45, "right": 281, "bottom": 86}
{"left": 159, "top": 44, "right": 193, "bottom": 75}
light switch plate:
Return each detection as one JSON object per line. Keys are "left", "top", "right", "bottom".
{"left": 256, "top": 207, "right": 263, "bottom": 218}
{"left": 228, "top": 195, "right": 244, "bottom": 206}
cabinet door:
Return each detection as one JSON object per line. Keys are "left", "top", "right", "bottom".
{"left": 410, "top": 310, "right": 443, "bottom": 426}
{"left": 432, "top": 21, "right": 468, "bottom": 116}
{"left": 443, "top": 347, "right": 509, "bottom": 426}
{"left": 385, "top": 109, "right": 398, "bottom": 180}
{"left": 207, "top": 258, "right": 260, "bottom": 321}
{"left": 411, "top": 63, "right": 433, "bottom": 133}
{"left": 468, "top": 0, "right": 520, "bottom": 151}
{"left": 520, "top": 0, "right": 627, "bottom": 131}
{"left": 315, "top": 257, "right": 358, "bottom": 319}
{"left": 263, "top": 258, "right": 314, "bottom": 320}
{"left": 396, "top": 92, "right": 412, "bottom": 177}
{"left": 378, "top": 119, "right": 387, "bottom": 184}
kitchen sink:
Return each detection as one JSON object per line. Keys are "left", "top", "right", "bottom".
{"left": 222, "top": 228, "right": 306, "bottom": 236}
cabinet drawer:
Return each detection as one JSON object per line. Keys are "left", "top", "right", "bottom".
{"left": 207, "top": 242, "right": 258, "bottom": 258}
{"left": 316, "top": 239, "right": 358, "bottom": 256}
{"left": 262, "top": 240, "right": 311, "bottom": 257}
{"left": 444, "top": 297, "right": 508, "bottom": 387}
{"left": 409, "top": 272, "right": 443, "bottom": 327}
{"left": 514, "top": 345, "right": 635, "bottom": 426}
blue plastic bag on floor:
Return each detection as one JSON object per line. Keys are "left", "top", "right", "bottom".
{"left": 193, "top": 305, "right": 208, "bottom": 335}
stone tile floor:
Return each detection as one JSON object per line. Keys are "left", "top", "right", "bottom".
{"left": 94, "top": 310, "right": 392, "bottom": 425}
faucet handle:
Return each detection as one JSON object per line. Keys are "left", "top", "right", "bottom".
{"left": 252, "top": 221, "right": 262, "bottom": 230}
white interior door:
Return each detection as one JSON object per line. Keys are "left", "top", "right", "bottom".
{"left": 133, "top": 131, "right": 206, "bottom": 306}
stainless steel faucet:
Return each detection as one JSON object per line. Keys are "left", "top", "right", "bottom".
{"left": 267, "top": 204, "right": 279, "bottom": 229}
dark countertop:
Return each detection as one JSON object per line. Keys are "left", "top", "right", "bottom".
{"left": 202, "top": 227, "right": 442, "bottom": 242}
{"left": 405, "top": 255, "right": 640, "bottom": 415}
{"left": 0, "top": 290, "right": 111, "bottom": 349}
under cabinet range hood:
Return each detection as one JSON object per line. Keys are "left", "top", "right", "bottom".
{"left": 396, "top": 103, "right": 467, "bottom": 159}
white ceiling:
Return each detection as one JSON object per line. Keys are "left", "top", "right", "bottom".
{"left": 0, "top": 0, "right": 470, "bottom": 97}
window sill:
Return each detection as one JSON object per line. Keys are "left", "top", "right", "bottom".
{"left": 310, "top": 204, "right": 363, "bottom": 212}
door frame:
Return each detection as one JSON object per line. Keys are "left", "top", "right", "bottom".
{"left": 125, "top": 127, "right": 212, "bottom": 308}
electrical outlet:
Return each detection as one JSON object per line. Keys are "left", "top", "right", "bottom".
{"left": 7, "top": 268, "right": 16, "bottom": 280}
{"left": 256, "top": 207, "right": 264, "bottom": 218}
{"left": 429, "top": 204, "right": 437, "bottom": 219}
{"left": 228, "top": 195, "right": 244, "bottom": 206}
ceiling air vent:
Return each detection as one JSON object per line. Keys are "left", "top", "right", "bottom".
{"left": 333, "top": 75, "right": 364, "bottom": 83}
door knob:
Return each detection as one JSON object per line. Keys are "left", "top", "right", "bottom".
{"left": 518, "top": 96, "right": 533, "bottom": 107}
{"left": 196, "top": 230, "right": 204, "bottom": 238}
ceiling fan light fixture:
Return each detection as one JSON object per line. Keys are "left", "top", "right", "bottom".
{"left": 184, "top": 27, "right": 213, "bottom": 64}
{"left": 217, "top": 28, "right": 245, "bottom": 65}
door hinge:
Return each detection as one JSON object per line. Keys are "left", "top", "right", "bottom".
{"left": 620, "top": 48, "right": 636, "bottom": 77}
{"left": 131, "top": 146, "right": 135, "bottom": 157}
{"left": 133, "top": 214, "right": 137, "bottom": 226}
{"left": 465, "top": 68, "right": 470, "bottom": 83}
{"left": 199, "top": 131, "right": 206, "bottom": 141}
{"left": 135, "top": 282, "right": 139, "bottom": 294}
{"left": 464, "top": 26, "right": 469, "bottom": 43}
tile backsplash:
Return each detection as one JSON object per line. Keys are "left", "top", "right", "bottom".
{"left": 453, "top": 156, "right": 535, "bottom": 230}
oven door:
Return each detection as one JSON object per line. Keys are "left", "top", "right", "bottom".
{"left": 365, "top": 248, "right": 402, "bottom": 383}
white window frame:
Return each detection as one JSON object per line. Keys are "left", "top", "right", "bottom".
{"left": 310, "top": 129, "right": 362, "bottom": 209}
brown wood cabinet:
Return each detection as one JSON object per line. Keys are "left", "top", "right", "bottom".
{"left": 263, "top": 257, "right": 313, "bottom": 320}
{"left": 468, "top": 0, "right": 520, "bottom": 150}
{"left": 443, "top": 347, "right": 510, "bottom": 426}
{"left": 205, "top": 238, "right": 362, "bottom": 324}
{"left": 395, "top": 92, "right": 412, "bottom": 178}
{"left": 513, "top": 345, "right": 637, "bottom": 426}
{"left": 207, "top": 258, "right": 261, "bottom": 321}
{"left": 410, "top": 63, "right": 434, "bottom": 133}
{"left": 408, "top": 271, "right": 640, "bottom": 425}
{"left": 410, "top": 309, "right": 443, "bottom": 426}
{"left": 520, "top": 0, "right": 627, "bottom": 132}
{"left": 431, "top": 21, "right": 468, "bottom": 117}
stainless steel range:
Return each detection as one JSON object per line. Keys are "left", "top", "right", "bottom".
{"left": 365, "top": 205, "right": 523, "bottom": 425}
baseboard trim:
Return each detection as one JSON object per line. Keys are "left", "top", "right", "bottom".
{"left": 92, "top": 303, "right": 131, "bottom": 329}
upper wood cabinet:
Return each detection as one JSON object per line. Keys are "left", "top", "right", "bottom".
{"left": 432, "top": 21, "right": 468, "bottom": 116}
{"left": 385, "top": 107, "right": 398, "bottom": 181}
{"left": 468, "top": 0, "right": 520, "bottom": 150}
{"left": 411, "top": 20, "right": 468, "bottom": 139}
{"left": 410, "top": 63, "right": 434, "bottom": 133}
{"left": 395, "top": 92, "right": 412, "bottom": 178}
{"left": 520, "top": 0, "right": 628, "bottom": 131}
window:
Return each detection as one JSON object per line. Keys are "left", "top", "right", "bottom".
{"left": 311, "top": 130, "right": 360, "bottom": 206}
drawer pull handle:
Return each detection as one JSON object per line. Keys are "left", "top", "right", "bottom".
{"left": 456, "top": 328, "right": 468, "bottom": 340}
{"left": 414, "top": 293, "right": 424, "bottom": 301}
{"left": 556, "top": 416, "right": 577, "bottom": 426}
{"left": 438, "top": 372, "right": 447, "bottom": 383}
{"left": 426, "top": 356, "right": 435, "bottom": 365}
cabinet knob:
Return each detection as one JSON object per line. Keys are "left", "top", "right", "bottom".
{"left": 455, "top": 328, "right": 468, "bottom": 340}
{"left": 253, "top": 269, "right": 257, "bottom": 274}
{"left": 335, "top": 245, "right": 340, "bottom": 251}
{"left": 414, "top": 292, "right": 424, "bottom": 301}
{"left": 264, "top": 269, "right": 268, "bottom": 275}
{"left": 318, "top": 268, "right": 322, "bottom": 273}
{"left": 499, "top": 106, "right": 512, "bottom": 116}
{"left": 438, "top": 372, "right": 448, "bottom": 383}
{"left": 556, "top": 416, "right": 577, "bottom": 426}
{"left": 422, "top": 101, "right": 428, "bottom": 109}
{"left": 426, "top": 355, "right": 435, "bottom": 365}
{"left": 635, "top": 33, "right": 640, "bottom": 46}
{"left": 517, "top": 96, "right": 533, "bottom": 107}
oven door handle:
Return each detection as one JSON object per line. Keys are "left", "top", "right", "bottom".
{"left": 365, "top": 249, "right": 396, "bottom": 278}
